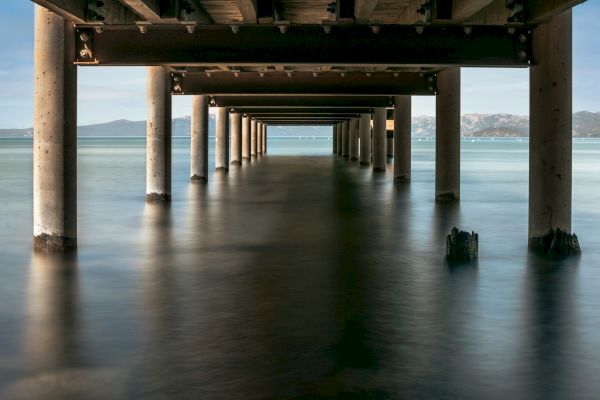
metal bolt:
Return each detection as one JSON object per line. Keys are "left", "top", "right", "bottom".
{"left": 231, "top": 25, "right": 239, "bottom": 34}
{"left": 371, "top": 25, "right": 380, "bottom": 34}
{"left": 186, "top": 25, "right": 195, "bottom": 34}
{"left": 518, "top": 33, "right": 528, "bottom": 43}
{"left": 79, "top": 32, "right": 90, "bottom": 42}
{"left": 323, "top": 25, "right": 332, "bottom": 34}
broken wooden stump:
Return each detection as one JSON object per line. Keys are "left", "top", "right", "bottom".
{"left": 446, "top": 227, "right": 479, "bottom": 263}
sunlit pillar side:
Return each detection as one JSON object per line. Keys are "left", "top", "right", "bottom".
{"left": 146, "top": 67, "right": 172, "bottom": 202}
{"left": 215, "top": 107, "right": 229, "bottom": 170}
{"left": 191, "top": 95, "right": 209, "bottom": 182}
{"left": 33, "top": 6, "right": 77, "bottom": 251}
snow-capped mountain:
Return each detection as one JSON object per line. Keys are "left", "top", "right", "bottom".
{"left": 2, "top": 112, "right": 600, "bottom": 138}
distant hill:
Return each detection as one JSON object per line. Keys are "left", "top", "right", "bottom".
{"left": 2, "top": 111, "right": 600, "bottom": 138}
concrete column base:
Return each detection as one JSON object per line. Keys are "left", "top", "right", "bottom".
{"left": 529, "top": 229, "right": 581, "bottom": 257}
{"left": 395, "top": 175, "right": 410, "bottom": 183}
{"left": 34, "top": 234, "right": 76, "bottom": 253}
{"left": 436, "top": 192, "right": 459, "bottom": 202}
{"left": 146, "top": 193, "right": 171, "bottom": 202}
{"left": 231, "top": 160, "right": 242, "bottom": 166}
{"left": 351, "top": 157, "right": 358, "bottom": 161}
{"left": 190, "top": 174, "right": 207, "bottom": 183}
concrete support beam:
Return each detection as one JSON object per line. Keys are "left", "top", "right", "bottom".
{"left": 215, "top": 107, "right": 229, "bottom": 170}
{"left": 342, "top": 120, "right": 350, "bottom": 158}
{"left": 146, "top": 66, "right": 172, "bottom": 202}
{"left": 359, "top": 114, "right": 372, "bottom": 165}
{"left": 529, "top": 10, "right": 575, "bottom": 248}
{"left": 33, "top": 6, "right": 77, "bottom": 252}
{"left": 332, "top": 124, "right": 337, "bottom": 154}
{"left": 435, "top": 68, "right": 461, "bottom": 201}
{"left": 257, "top": 122, "right": 263, "bottom": 155}
{"left": 190, "top": 95, "right": 209, "bottom": 182}
{"left": 171, "top": 71, "right": 435, "bottom": 96}
{"left": 213, "top": 96, "right": 392, "bottom": 108}
{"left": 242, "top": 115, "right": 251, "bottom": 160}
{"left": 349, "top": 118, "right": 359, "bottom": 161}
{"left": 372, "top": 108, "right": 386, "bottom": 172}
{"left": 76, "top": 25, "right": 531, "bottom": 67}
{"left": 230, "top": 112, "right": 242, "bottom": 166}
{"left": 251, "top": 119, "right": 257, "bottom": 157}
{"left": 336, "top": 123, "right": 343, "bottom": 155}
{"left": 394, "top": 95, "right": 412, "bottom": 182}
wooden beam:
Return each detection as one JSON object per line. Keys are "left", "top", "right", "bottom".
{"left": 171, "top": 71, "right": 435, "bottom": 96}
{"left": 74, "top": 25, "right": 532, "bottom": 67}
{"left": 354, "top": 0, "right": 379, "bottom": 23}
{"left": 234, "top": 0, "right": 258, "bottom": 23}
{"left": 32, "top": 0, "right": 137, "bottom": 24}
{"left": 118, "top": 0, "right": 161, "bottom": 22}
{"left": 526, "top": 0, "right": 586, "bottom": 24}
{"left": 181, "top": 0, "right": 213, "bottom": 23}
{"left": 451, "top": 0, "right": 496, "bottom": 22}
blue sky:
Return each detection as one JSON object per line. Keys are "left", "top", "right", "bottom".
{"left": 0, "top": 1, "right": 598, "bottom": 128}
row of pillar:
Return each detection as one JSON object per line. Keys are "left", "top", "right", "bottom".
{"left": 333, "top": 101, "right": 411, "bottom": 178}
{"left": 32, "top": 5, "right": 575, "bottom": 254}
{"left": 148, "top": 82, "right": 269, "bottom": 201}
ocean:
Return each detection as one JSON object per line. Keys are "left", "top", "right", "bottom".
{"left": 1, "top": 136, "right": 600, "bottom": 399}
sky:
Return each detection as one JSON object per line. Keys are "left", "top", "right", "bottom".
{"left": 0, "top": 1, "right": 599, "bottom": 128}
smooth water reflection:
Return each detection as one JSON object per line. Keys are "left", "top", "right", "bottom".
{"left": 1, "top": 139, "right": 600, "bottom": 399}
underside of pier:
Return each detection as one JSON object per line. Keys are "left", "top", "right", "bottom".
{"left": 29, "top": 0, "right": 585, "bottom": 257}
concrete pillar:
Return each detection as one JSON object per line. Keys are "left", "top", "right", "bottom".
{"left": 435, "top": 68, "right": 461, "bottom": 201}
{"left": 387, "top": 135, "right": 394, "bottom": 158}
{"left": 215, "top": 107, "right": 229, "bottom": 170}
{"left": 262, "top": 124, "right": 267, "bottom": 154}
{"left": 394, "top": 96, "right": 412, "bottom": 182}
{"left": 336, "top": 123, "right": 343, "bottom": 155}
{"left": 33, "top": 6, "right": 77, "bottom": 252}
{"left": 372, "top": 108, "right": 387, "bottom": 172}
{"left": 242, "top": 115, "right": 251, "bottom": 160}
{"left": 230, "top": 112, "right": 242, "bottom": 165}
{"left": 342, "top": 120, "right": 350, "bottom": 158}
{"left": 146, "top": 67, "right": 172, "bottom": 202}
{"left": 191, "top": 95, "right": 209, "bottom": 182}
{"left": 349, "top": 118, "right": 359, "bottom": 161}
{"left": 529, "top": 10, "right": 574, "bottom": 247}
{"left": 332, "top": 124, "right": 337, "bottom": 154}
{"left": 359, "top": 114, "right": 371, "bottom": 165}
{"left": 257, "top": 122, "right": 263, "bottom": 155}
{"left": 251, "top": 118, "right": 257, "bottom": 157}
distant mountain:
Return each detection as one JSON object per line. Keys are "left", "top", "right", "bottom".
{"left": 2, "top": 111, "right": 600, "bottom": 138}
{"left": 412, "top": 111, "right": 600, "bottom": 138}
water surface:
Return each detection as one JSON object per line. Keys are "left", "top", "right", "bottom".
{"left": 1, "top": 137, "right": 599, "bottom": 399}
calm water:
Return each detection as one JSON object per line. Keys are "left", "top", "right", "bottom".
{"left": 1, "top": 136, "right": 600, "bottom": 399}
